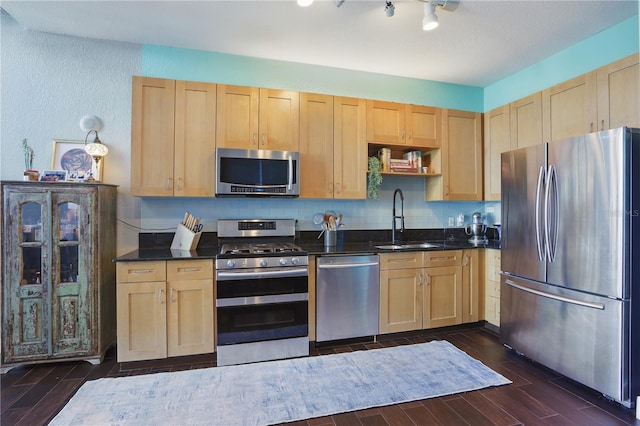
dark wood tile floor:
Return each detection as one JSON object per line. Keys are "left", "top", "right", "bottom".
{"left": 2, "top": 324, "right": 638, "bottom": 425}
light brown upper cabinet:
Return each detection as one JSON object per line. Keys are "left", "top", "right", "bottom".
{"left": 299, "top": 93, "right": 334, "bottom": 198}
{"left": 510, "top": 92, "right": 543, "bottom": 149}
{"left": 428, "top": 109, "right": 482, "bottom": 201}
{"left": 300, "top": 95, "right": 367, "bottom": 199}
{"left": 216, "top": 84, "right": 299, "bottom": 152}
{"left": 597, "top": 54, "right": 640, "bottom": 130}
{"left": 366, "top": 100, "right": 441, "bottom": 148}
{"left": 542, "top": 71, "right": 598, "bottom": 143}
{"left": 483, "top": 105, "right": 511, "bottom": 201}
{"left": 333, "top": 97, "right": 367, "bottom": 199}
{"left": 131, "top": 77, "right": 216, "bottom": 197}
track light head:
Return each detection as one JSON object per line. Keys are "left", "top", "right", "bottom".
{"left": 385, "top": 1, "right": 395, "bottom": 17}
{"left": 297, "top": 0, "right": 313, "bottom": 7}
{"left": 334, "top": 0, "right": 345, "bottom": 7}
{"left": 422, "top": 1, "right": 439, "bottom": 31}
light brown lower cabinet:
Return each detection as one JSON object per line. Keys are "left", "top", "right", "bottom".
{"left": 379, "top": 250, "right": 478, "bottom": 334}
{"left": 483, "top": 249, "right": 501, "bottom": 327}
{"left": 116, "top": 260, "right": 214, "bottom": 362}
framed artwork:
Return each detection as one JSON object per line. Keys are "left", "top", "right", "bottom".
{"left": 51, "top": 139, "right": 98, "bottom": 181}
{"left": 40, "top": 170, "right": 68, "bottom": 182}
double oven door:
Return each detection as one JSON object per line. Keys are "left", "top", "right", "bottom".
{"left": 216, "top": 265, "right": 309, "bottom": 365}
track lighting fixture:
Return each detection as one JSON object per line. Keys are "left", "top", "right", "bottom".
{"left": 385, "top": 1, "right": 395, "bottom": 17}
{"left": 297, "top": 0, "right": 313, "bottom": 7}
{"left": 422, "top": 1, "right": 438, "bottom": 31}
{"left": 421, "top": 0, "right": 459, "bottom": 31}
{"left": 334, "top": 0, "right": 345, "bottom": 7}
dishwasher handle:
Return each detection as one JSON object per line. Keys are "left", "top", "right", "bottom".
{"left": 317, "top": 261, "right": 379, "bottom": 269}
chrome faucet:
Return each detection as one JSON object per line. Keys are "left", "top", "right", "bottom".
{"left": 392, "top": 188, "right": 405, "bottom": 244}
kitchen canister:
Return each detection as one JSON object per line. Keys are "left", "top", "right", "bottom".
{"left": 324, "top": 230, "right": 337, "bottom": 247}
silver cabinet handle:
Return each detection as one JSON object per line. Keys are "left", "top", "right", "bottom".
{"left": 158, "top": 288, "right": 164, "bottom": 304}
{"left": 170, "top": 288, "right": 175, "bottom": 303}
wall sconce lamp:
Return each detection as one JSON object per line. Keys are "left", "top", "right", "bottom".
{"left": 79, "top": 115, "right": 108, "bottom": 182}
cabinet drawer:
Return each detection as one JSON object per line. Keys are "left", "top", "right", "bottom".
{"left": 379, "top": 252, "right": 423, "bottom": 270}
{"left": 423, "top": 250, "right": 462, "bottom": 267}
{"left": 167, "top": 259, "right": 213, "bottom": 280}
{"left": 117, "top": 261, "right": 166, "bottom": 282}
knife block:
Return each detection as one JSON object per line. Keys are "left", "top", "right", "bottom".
{"left": 171, "top": 223, "right": 202, "bottom": 251}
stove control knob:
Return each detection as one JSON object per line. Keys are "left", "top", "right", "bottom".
{"left": 279, "top": 258, "right": 288, "bottom": 266}
{"left": 260, "top": 259, "right": 268, "bottom": 267}
{"left": 291, "top": 257, "right": 300, "bottom": 265}
{"left": 226, "top": 260, "right": 236, "bottom": 268}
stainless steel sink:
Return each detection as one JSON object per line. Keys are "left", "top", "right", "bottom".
{"left": 375, "top": 242, "right": 441, "bottom": 250}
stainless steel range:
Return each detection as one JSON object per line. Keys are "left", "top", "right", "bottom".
{"left": 215, "top": 219, "right": 309, "bottom": 366}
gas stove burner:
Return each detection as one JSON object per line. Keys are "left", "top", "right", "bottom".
{"left": 220, "top": 242, "right": 304, "bottom": 256}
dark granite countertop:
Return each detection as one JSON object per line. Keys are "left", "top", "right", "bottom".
{"left": 114, "top": 227, "right": 500, "bottom": 262}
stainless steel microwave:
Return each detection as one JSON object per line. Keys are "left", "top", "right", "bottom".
{"left": 216, "top": 148, "right": 300, "bottom": 197}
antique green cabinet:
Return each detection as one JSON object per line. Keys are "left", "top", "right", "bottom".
{"left": 1, "top": 181, "right": 117, "bottom": 372}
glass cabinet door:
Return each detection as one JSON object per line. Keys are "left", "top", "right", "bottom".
{"left": 4, "top": 191, "right": 51, "bottom": 360}
{"left": 51, "top": 190, "right": 93, "bottom": 355}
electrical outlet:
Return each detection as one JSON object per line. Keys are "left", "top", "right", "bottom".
{"left": 448, "top": 217, "right": 454, "bottom": 227}
{"left": 486, "top": 206, "right": 495, "bottom": 213}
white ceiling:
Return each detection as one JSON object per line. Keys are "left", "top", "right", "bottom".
{"left": 2, "top": 0, "right": 638, "bottom": 87}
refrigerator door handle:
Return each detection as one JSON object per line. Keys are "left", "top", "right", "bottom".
{"left": 535, "top": 166, "right": 546, "bottom": 261}
{"left": 544, "top": 165, "right": 558, "bottom": 263}
{"left": 505, "top": 279, "right": 605, "bottom": 310}
{"left": 545, "top": 165, "right": 559, "bottom": 262}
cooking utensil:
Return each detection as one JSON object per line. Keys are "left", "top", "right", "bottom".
{"left": 313, "top": 213, "right": 324, "bottom": 225}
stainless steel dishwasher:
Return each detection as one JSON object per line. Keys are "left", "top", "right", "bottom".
{"left": 316, "top": 255, "right": 380, "bottom": 342}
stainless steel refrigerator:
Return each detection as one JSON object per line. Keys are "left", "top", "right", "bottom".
{"left": 500, "top": 126, "right": 639, "bottom": 408}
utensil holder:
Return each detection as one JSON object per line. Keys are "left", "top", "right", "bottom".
{"left": 324, "top": 230, "right": 337, "bottom": 247}
{"left": 171, "top": 223, "right": 202, "bottom": 251}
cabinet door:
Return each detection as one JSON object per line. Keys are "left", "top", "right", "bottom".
{"left": 597, "top": 54, "right": 640, "bottom": 130}
{"left": 131, "top": 76, "right": 176, "bottom": 196}
{"left": 166, "top": 279, "right": 214, "bottom": 357}
{"left": 216, "top": 84, "right": 260, "bottom": 149}
{"left": 259, "top": 89, "right": 300, "bottom": 151}
{"left": 484, "top": 105, "right": 511, "bottom": 201}
{"left": 407, "top": 105, "right": 441, "bottom": 148}
{"left": 542, "top": 71, "right": 597, "bottom": 142}
{"left": 366, "top": 100, "right": 406, "bottom": 145}
{"left": 50, "top": 190, "right": 94, "bottom": 356}
{"left": 444, "top": 110, "right": 483, "bottom": 200}
{"left": 4, "top": 191, "right": 51, "bottom": 361}
{"left": 174, "top": 81, "right": 216, "bottom": 197}
{"left": 300, "top": 93, "right": 334, "bottom": 198}
{"left": 334, "top": 97, "right": 367, "bottom": 199}
{"left": 484, "top": 249, "right": 501, "bottom": 327}
{"left": 116, "top": 281, "right": 167, "bottom": 362}
{"left": 510, "top": 92, "right": 543, "bottom": 149}
{"left": 423, "top": 265, "right": 462, "bottom": 329}
{"left": 462, "top": 250, "right": 480, "bottom": 323}
{"left": 379, "top": 268, "right": 422, "bottom": 334}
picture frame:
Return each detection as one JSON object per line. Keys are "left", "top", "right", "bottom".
{"left": 51, "top": 139, "right": 99, "bottom": 181}
{"left": 40, "top": 170, "right": 68, "bottom": 182}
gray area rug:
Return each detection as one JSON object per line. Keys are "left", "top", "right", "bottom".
{"left": 49, "top": 340, "right": 511, "bottom": 426}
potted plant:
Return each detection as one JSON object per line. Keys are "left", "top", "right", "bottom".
{"left": 21, "top": 139, "right": 38, "bottom": 181}
{"left": 367, "top": 156, "right": 383, "bottom": 199}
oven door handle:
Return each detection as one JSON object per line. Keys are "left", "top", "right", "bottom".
{"left": 216, "top": 267, "right": 308, "bottom": 281}
{"left": 217, "top": 292, "right": 308, "bottom": 307}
